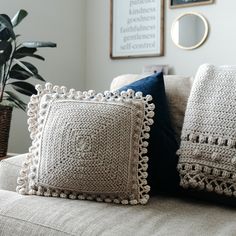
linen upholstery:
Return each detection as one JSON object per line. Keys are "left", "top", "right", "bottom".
{"left": 1, "top": 190, "right": 236, "bottom": 236}
{"left": 110, "top": 74, "right": 150, "bottom": 91}
{"left": 0, "top": 154, "right": 25, "bottom": 192}
{"left": 164, "top": 75, "right": 194, "bottom": 142}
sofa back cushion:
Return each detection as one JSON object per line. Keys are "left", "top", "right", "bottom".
{"left": 164, "top": 75, "right": 194, "bottom": 142}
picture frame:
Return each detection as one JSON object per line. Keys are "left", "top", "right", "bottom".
{"left": 170, "top": 0, "right": 214, "bottom": 9}
{"left": 110, "top": 0, "right": 164, "bottom": 59}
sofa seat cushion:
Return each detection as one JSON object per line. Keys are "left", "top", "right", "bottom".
{"left": 1, "top": 190, "right": 236, "bottom": 236}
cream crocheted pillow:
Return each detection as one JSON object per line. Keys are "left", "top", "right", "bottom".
{"left": 17, "top": 83, "right": 154, "bottom": 205}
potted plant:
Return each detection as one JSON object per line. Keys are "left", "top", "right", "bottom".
{"left": 0, "top": 9, "right": 56, "bottom": 158}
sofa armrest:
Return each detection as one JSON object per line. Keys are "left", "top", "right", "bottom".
{"left": 0, "top": 154, "right": 26, "bottom": 192}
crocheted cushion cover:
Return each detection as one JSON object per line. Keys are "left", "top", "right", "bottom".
{"left": 16, "top": 83, "right": 154, "bottom": 205}
{"left": 120, "top": 73, "right": 179, "bottom": 194}
{"left": 177, "top": 64, "right": 236, "bottom": 197}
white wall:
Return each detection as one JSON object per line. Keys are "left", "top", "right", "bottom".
{"left": 85, "top": 0, "right": 236, "bottom": 91}
{"left": 5, "top": 0, "right": 236, "bottom": 153}
{"left": 4, "top": 0, "right": 86, "bottom": 153}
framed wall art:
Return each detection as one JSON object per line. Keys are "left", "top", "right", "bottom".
{"left": 110, "top": 0, "right": 164, "bottom": 59}
{"left": 170, "top": 0, "right": 214, "bottom": 9}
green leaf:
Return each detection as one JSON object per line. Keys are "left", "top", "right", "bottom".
{"left": 10, "top": 81, "right": 37, "bottom": 96}
{"left": 6, "top": 97, "right": 26, "bottom": 111}
{"left": 34, "top": 73, "right": 45, "bottom": 81}
{"left": 0, "top": 41, "right": 13, "bottom": 64}
{"left": 13, "top": 47, "right": 45, "bottom": 60}
{"left": 22, "top": 41, "right": 57, "bottom": 48}
{"left": 4, "top": 91, "right": 27, "bottom": 111}
{"left": 13, "top": 59, "right": 44, "bottom": 81}
{"left": 9, "top": 69, "right": 32, "bottom": 80}
{"left": 0, "top": 14, "right": 12, "bottom": 25}
{"left": 9, "top": 61, "right": 45, "bottom": 81}
{"left": 13, "top": 52, "right": 45, "bottom": 61}
{"left": 15, "top": 47, "right": 37, "bottom": 55}
{"left": 13, "top": 59, "right": 34, "bottom": 75}
{"left": 11, "top": 9, "right": 28, "bottom": 27}
{"left": 16, "top": 61, "right": 38, "bottom": 73}
{"left": 0, "top": 14, "right": 15, "bottom": 39}
{"left": 0, "top": 14, "right": 13, "bottom": 40}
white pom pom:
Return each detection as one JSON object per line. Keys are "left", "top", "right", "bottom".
{"left": 86, "top": 196, "right": 93, "bottom": 201}
{"left": 52, "top": 192, "right": 59, "bottom": 197}
{"left": 147, "top": 111, "right": 155, "bottom": 118}
{"left": 113, "top": 199, "right": 120, "bottom": 204}
{"left": 135, "top": 91, "right": 143, "bottom": 98}
{"left": 140, "top": 198, "right": 148, "bottom": 205}
{"left": 53, "top": 85, "right": 60, "bottom": 92}
{"left": 145, "top": 94, "right": 152, "bottom": 102}
{"left": 149, "top": 103, "right": 155, "bottom": 110}
{"left": 45, "top": 82, "right": 53, "bottom": 91}
{"left": 142, "top": 141, "right": 149, "bottom": 147}
{"left": 127, "top": 89, "right": 135, "bottom": 97}
{"left": 141, "top": 148, "right": 148, "bottom": 154}
{"left": 88, "top": 90, "right": 95, "bottom": 96}
{"left": 120, "top": 91, "right": 128, "bottom": 98}
{"left": 142, "top": 172, "right": 148, "bottom": 178}
{"left": 121, "top": 200, "right": 129, "bottom": 205}
{"left": 35, "top": 84, "right": 43, "bottom": 93}
{"left": 29, "top": 189, "right": 36, "bottom": 195}
{"left": 142, "top": 156, "right": 149, "bottom": 162}
{"left": 147, "top": 118, "right": 154, "bottom": 125}
{"left": 17, "top": 178, "right": 25, "bottom": 185}
{"left": 60, "top": 192, "right": 68, "bottom": 198}
{"left": 19, "top": 188, "right": 27, "bottom": 195}
{"left": 142, "top": 163, "right": 148, "bottom": 171}
{"left": 104, "top": 198, "right": 112, "bottom": 203}
{"left": 130, "top": 200, "right": 138, "bottom": 205}
{"left": 61, "top": 86, "right": 67, "bottom": 94}
{"left": 96, "top": 197, "right": 103, "bottom": 202}
{"left": 96, "top": 93, "right": 103, "bottom": 100}
{"left": 78, "top": 195, "right": 85, "bottom": 200}
{"left": 44, "top": 190, "right": 52, "bottom": 197}
{"left": 69, "top": 194, "right": 77, "bottom": 200}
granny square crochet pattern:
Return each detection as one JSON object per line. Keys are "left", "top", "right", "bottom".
{"left": 17, "top": 83, "right": 154, "bottom": 205}
{"left": 177, "top": 64, "right": 236, "bottom": 197}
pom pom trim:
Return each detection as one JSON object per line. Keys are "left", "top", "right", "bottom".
{"left": 17, "top": 83, "right": 154, "bottom": 205}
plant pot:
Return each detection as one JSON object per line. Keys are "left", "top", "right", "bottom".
{"left": 0, "top": 106, "right": 13, "bottom": 158}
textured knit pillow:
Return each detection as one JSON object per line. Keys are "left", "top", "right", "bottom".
{"left": 119, "top": 73, "right": 179, "bottom": 194}
{"left": 17, "top": 83, "right": 154, "bottom": 205}
{"left": 177, "top": 64, "right": 236, "bottom": 199}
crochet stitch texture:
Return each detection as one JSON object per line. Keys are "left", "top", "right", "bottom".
{"left": 178, "top": 64, "right": 236, "bottom": 197}
{"left": 17, "top": 83, "right": 154, "bottom": 205}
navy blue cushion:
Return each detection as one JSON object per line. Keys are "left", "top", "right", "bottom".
{"left": 119, "top": 72, "right": 179, "bottom": 194}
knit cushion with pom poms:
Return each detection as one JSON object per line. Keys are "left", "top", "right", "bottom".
{"left": 16, "top": 83, "right": 154, "bottom": 205}
{"left": 177, "top": 64, "right": 236, "bottom": 199}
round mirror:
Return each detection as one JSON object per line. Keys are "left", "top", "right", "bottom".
{"left": 171, "top": 12, "right": 208, "bottom": 50}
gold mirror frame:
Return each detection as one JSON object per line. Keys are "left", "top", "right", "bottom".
{"left": 171, "top": 12, "right": 209, "bottom": 50}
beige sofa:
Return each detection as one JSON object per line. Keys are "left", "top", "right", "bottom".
{"left": 0, "top": 75, "right": 236, "bottom": 236}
